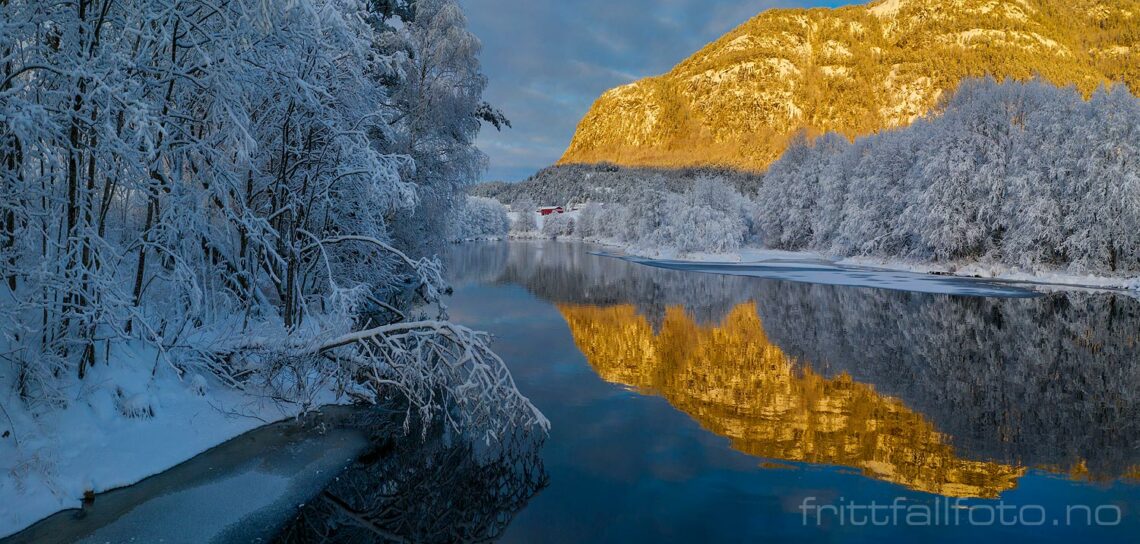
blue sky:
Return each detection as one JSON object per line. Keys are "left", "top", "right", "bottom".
{"left": 461, "top": 0, "right": 853, "bottom": 181}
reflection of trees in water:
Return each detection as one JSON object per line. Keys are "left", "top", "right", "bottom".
{"left": 445, "top": 241, "right": 512, "bottom": 289}
{"left": 754, "top": 284, "right": 1140, "bottom": 478}
{"left": 275, "top": 404, "right": 548, "bottom": 543}
{"left": 446, "top": 241, "right": 756, "bottom": 326}
{"left": 449, "top": 241, "right": 1140, "bottom": 479}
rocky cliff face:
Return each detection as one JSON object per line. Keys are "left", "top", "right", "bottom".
{"left": 560, "top": 0, "right": 1140, "bottom": 171}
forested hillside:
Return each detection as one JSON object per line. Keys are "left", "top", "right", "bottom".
{"left": 561, "top": 0, "right": 1140, "bottom": 170}
{"left": 471, "top": 164, "right": 761, "bottom": 206}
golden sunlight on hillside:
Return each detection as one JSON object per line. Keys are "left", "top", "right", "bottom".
{"left": 557, "top": 302, "right": 1027, "bottom": 498}
{"left": 560, "top": 0, "right": 1140, "bottom": 170}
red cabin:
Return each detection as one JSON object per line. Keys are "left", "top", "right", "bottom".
{"left": 538, "top": 206, "right": 565, "bottom": 216}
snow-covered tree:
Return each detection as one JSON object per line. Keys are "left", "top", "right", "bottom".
{"left": 510, "top": 197, "right": 538, "bottom": 233}
{"left": 451, "top": 196, "right": 510, "bottom": 241}
{"left": 655, "top": 177, "right": 756, "bottom": 253}
{"left": 755, "top": 133, "right": 827, "bottom": 249}
{"left": 735, "top": 79, "right": 1133, "bottom": 275}
{"left": 569, "top": 176, "right": 757, "bottom": 254}
{"left": 541, "top": 213, "right": 576, "bottom": 238}
{"left": 0, "top": 0, "right": 543, "bottom": 438}
{"left": 576, "top": 203, "right": 604, "bottom": 239}
{"left": 381, "top": 0, "right": 497, "bottom": 253}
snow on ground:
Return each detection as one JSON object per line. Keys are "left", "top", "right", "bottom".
{"left": 609, "top": 253, "right": 1040, "bottom": 298}
{"left": 0, "top": 342, "right": 338, "bottom": 538}
{"left": 37, "top": 424, "right": 364, "bottom": 543}
{"left": 620, "top": 246, "right": 832, "bottom": 265}
{"left": 580, "top": 240, "right": 1140, "bottom": 296}
{"left": 839, "top": 256, "right": 1140, "bottom": 292}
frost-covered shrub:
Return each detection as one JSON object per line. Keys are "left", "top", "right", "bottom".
{"left": 542, "top": 214, "right": 576, "bottom": 238}
{"left": 115, "top": 388, "right": 156, "bottom": 420}
{"left": 452, "top": 197, "right": 510, "bottom": 241}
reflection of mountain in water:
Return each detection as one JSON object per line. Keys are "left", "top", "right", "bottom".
{"left": 560, "top": 302, "right": 1024, "bottom": 498}
{"left": 446, "top": 242, "right": 1140, "bottom": 487}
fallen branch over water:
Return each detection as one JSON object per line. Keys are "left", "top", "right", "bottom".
{"left": 319, "top": 320, "right": 550, "bottom": 443}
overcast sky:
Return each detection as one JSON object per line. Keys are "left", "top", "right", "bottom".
{"left": 460, "top": 0, "right": 851, "bottom": 181}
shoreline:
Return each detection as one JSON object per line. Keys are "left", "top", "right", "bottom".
{"left": 0, "top": 341, "right": 347, "bottom": 539}
{"left": 514, "top": 234, "right": 1140, "bottom": 295}
{"left": 2, "top": 405, "right": 365, "bottom": 543}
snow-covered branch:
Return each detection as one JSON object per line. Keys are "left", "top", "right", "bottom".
{"left": 319, "top": 320, "right": 550, "bottom": 441}
{"left": 0, "top": 0, "right": 545, "bottom": 446}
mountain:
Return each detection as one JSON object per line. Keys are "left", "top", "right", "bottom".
{"left": 559, "top": 0, "right": 1140, "bottom": 171}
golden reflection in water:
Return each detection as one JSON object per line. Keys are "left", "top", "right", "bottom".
{"left": 558, "top": 302, "right": 1027, "bottom": 499}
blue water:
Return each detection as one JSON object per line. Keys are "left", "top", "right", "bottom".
{"left": 446, "top": 241, "right": 1140, "bottom": 543}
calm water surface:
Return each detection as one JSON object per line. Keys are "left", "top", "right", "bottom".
{"left": 444, "top": 241, "right": 1140, "bottom": 543}
{"left": 8, "top": 240, "right": 1140, "bottom": 543}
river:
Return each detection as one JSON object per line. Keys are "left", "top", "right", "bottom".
{"left": 8, "top": 240, "right": 1140, "bottom": 542}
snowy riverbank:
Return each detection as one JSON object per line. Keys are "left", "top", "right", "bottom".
{"left": 0, "top": 342, "right": 339, "bottom": 538}
{"left": 522, "top": 234, "right": 1140, "bottom": 295}
{"left": 837, "top": 256, "right": 1140, "bottom": 293}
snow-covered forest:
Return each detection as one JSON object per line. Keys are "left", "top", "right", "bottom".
{"left": 0, "top": 0, "right": 545, "bottom": 487}
{"left": 757, "top": 78, "right": 1140, "bottom": 275}
{"left": 495, "top": 79, "right": 1140, "bottom": 277}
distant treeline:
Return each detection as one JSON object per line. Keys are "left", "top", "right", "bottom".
{"left": 470, "top": 163, "right": 762, "bottom": 207}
